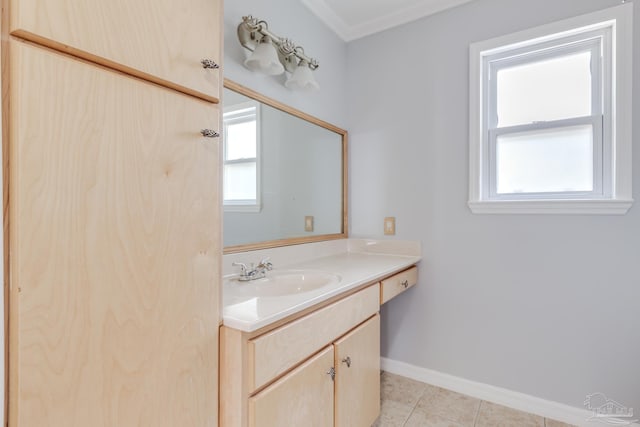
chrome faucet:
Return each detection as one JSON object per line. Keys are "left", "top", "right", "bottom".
{"left": 232, "top": 258, "right": 273, "bottom": 281}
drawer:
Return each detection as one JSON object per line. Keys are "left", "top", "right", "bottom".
{"left": 380, "top": 266, "right": 418, "bottom": 304}
{"left": 248, "top": 284, "right": 379, "bottom": 392}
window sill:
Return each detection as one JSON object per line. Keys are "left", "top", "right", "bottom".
{"left": 224, "top": 204, "right": 262, "bottom": 213}
{"left": 468, "top": 199, "right": 634, "bottom": 215}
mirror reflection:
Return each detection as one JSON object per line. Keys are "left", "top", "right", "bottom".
{"left": 223, "top": 81, "right": 347, "bottom": 251}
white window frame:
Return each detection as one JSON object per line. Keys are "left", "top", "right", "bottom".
{"left": 469, "top": 3, "right": 633, "bottom": 214}
{"left": 223, "top": 100, "right": 261, "bottom": 212}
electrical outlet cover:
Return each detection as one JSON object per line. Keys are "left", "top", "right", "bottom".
{"left": 305, "top": 216, "right": 314, "bottom": 232}
{"left": 384, "top": 217, "right": 395, "bottom": 235}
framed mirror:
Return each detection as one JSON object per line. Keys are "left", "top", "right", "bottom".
{"left": 223, "top": 79, "right": 348, "bottom": 254}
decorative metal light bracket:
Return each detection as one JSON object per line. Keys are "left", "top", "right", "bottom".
{"left": 237, "top": 15, "right": 319, "bottom": 73}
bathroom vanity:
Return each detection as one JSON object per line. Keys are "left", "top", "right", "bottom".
{"left": 220, "top": 240, "right": 420, "bottom": 427}
{"left": 220, "top": 77, "right": 420, "bottom": 427}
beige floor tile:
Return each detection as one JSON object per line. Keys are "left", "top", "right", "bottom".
{"left": 381, "top": 371, "right": 431, "bottom": 407}
{"left": 475, "top": 401, "right": 544, "bottom": 427}
{"left": 404, "top": 410, "right": 467, "bottom": 427}
{"left": 545, "top": 419, "right": 577, "bottom": 427}
{"left": 372, "top": 400, "right": 414, "bottom": 427}
{"left": 414, "top": 388, "right": 481, "bottom": 426}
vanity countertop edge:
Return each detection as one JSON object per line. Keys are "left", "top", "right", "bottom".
{"left": 222, "top": 239, "right": 422, "bottom": 332}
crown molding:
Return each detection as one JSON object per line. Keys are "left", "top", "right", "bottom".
{"left": 302, "top": 0, "right": 475, "bottom": 41}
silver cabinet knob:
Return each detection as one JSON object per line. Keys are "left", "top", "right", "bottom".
{"left": 341, "top": 356, "right": 352, "bottom": 368}
{"left": 326, "top": 367, "right": 335, "bottom": 381}
{"left": 201, "top": 129, "right": 220, "bottom": 138}
{"left": 201, "top": 59, "right": 220, "bottom": 69}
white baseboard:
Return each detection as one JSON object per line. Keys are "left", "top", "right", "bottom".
{"left": 381, "top": 357, "right": 640, "bottom": 427}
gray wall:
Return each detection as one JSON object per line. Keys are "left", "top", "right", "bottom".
{"left": 347, "top": 0, "right": 640, "bottom": 412}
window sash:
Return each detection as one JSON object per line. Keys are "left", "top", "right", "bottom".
{"left": 222, "top": 101, "right": 261, "bottom": 211}
{"left": 486, "top": 115, "right": 605, "bottom": 200}
{"left": 486, "top": 36, "right": 604, "bottom": 130}
{"left": 223, "top": 115, "right": 257, "bottom": 162}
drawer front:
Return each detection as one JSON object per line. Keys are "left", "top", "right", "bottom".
{"left": 248, "top": 346, "right": 334, "bottom": 427}
{"left": 380, "top": 266, "right": 418, "bottom": 304}
{"left": 248, "top": 285, "right": 379, "bottom": 392}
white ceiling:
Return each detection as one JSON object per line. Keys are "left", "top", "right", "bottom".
{"left": 301, "top": 0, "right": 476, "bottom": 41}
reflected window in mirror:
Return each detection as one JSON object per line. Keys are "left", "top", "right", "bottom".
{"left": 223, "top": 100, "right": 261, "bottom": 212}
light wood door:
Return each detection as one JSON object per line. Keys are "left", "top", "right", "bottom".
{"left": 334, "top": 315, "right": 380, "bottom": 427}
{"left": 10, "top": 0, "right": 222, "bottom": 102}
{"left": 248, "top": 346, "right": 334, "bottom": 427}
{"left": 9, "top": 41, "right": 220, "bottom": 427}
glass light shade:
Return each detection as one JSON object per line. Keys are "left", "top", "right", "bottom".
{"left": 285, "top": 60, "right": 320, "bottom": 91}
{"left": 244, "top": 37, "right": 284, "bottom": 75}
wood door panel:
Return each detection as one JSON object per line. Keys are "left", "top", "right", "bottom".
{"left": 9, "top": 41, "right": 220, "bottom": 427}
{"left": 10, "top": 0, "right": 221, "bottom": 101}
{"left": 334, "top": 315, "right": 380, "bottom": 427}
{"left": 248, "top": 346, "right": 334, "bottom": 427}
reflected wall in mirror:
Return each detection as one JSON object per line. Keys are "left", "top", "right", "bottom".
{"left": 223, "top": 80, "right": 348, "bottom": 253}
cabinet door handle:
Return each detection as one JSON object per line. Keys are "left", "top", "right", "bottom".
{"left": 326, "top": 367, "right": 335, "bottom": 381}
{"left": 401, "top": 280, "right": 409, "bottom": 289}
{"left": 201, "top": 59, "right": 220, "bottom": 69}
{"left": 341, "top": 356, "right": 352, "bottom": 368}
{"left": 200, "top": 129, "right": 220, "bottom": 138}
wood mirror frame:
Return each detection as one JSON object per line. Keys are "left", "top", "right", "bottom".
{"left": 223, "top": 79, "right": 348, "bottom": 254}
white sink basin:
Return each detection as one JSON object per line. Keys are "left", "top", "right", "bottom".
{"left": 228, "top": 270, "right": 341, "bottom": 298}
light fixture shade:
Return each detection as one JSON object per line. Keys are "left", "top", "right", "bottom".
{"left": 285, "top": 60, "right": 320, "bottom": 91}
{"left": 244, "top": 37, "right": 285, "bottom": 75}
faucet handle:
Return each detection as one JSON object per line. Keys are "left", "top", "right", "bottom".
{"left": 258, "top": 257, "right": 273, "bottom": 270}
{"left": 232, "top": 262, "right": 248, "bottom": 274}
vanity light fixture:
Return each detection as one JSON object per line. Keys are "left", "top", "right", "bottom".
{"left": 285, "top": 59, "right": 320, "bottom": 91}
{"left": 244, "top": 36, "right": 284, "bottom": 75}
{"left": 238, "top": 15, "right": 320, "bottom": 91}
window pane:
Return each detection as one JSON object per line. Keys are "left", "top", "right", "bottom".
{"left": 496, "top": 51, "right": 592, "bottom": 127}
{"left": 226, "top": 120, "right": 256, "bottom": 160}
{"left": 496, "top": 125, "right": 593, "bottom": 194}
{"left": 224, "top": 163, "right": 257, "bottom": 201}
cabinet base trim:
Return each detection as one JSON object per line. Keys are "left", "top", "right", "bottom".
{"left": 380, "top": 358, "right": 634, "bottom": 427}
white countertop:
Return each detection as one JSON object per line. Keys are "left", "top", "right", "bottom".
{"left": 222, "top": 239, "right": 421, "bottom": 332}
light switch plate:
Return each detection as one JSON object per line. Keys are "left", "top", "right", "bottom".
{"left": 384, "top": 217, "right": 396, "bottom": 235}
{"left": 305, "top": 216, "right": 314, "bottom": 232}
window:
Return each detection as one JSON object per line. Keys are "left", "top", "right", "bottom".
{"left": 469, "top": 4, "right": 633, "bottom": 214}
{"left": 223, "top": 101, "right": 261, "bottom": 212}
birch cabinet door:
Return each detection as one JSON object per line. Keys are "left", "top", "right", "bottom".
{"left": 248, "top": 346, "right": 334, "bottom": 427}
{"left": 10, "top": 0, "right": 222, "bottom": 101}
{"left": 334, "top": 315, "right": 381, "bottom": 427}
{"left": 9, "top": 41, "right": 221, "bottom": 427}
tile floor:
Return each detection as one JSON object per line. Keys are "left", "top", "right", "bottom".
{"left": 373, "top": 372, "right": 576, "bottom": 427}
